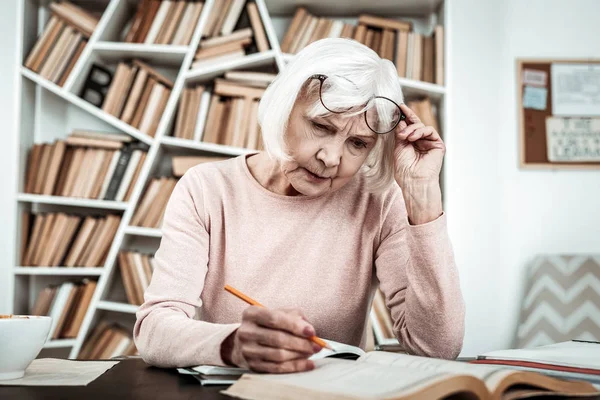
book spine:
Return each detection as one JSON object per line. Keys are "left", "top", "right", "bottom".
{"left": 103, "top": 146, "right": 133, "bottom": 201}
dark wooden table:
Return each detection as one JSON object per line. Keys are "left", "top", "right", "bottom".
{"left": 0, "top": 358, "right": 230, "bottom": 400}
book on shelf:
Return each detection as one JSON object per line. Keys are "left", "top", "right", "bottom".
{"left": 123, "top": 0, "right": 204, "bottom": 45}
{"left": 369, "top": 288, "right": 398, "bottom": 346}
{"left": 24, "top": 131, "right": 148, "bottom": 201}
{"left": 190, "top": 1, "right": 271, "bottom": 71}
{"left": 117, "top": 250, "right": 156, "bottom": 306}
{"left": 78, "top": 321, "right": 138, "bottom": 360}
{"left": 23, "top": 0, "right": 99, "bottom": 86}
{"left": 281, "top": 8, "right": 444, "bottom": 85}
{"left": 30, "top": 279, "right": 97, "bottom": 340}
{"left": 100, "top": 59, "right": 174, "bottom": 138}
{"left": 21, "top": 212, "right": 121, "bottom": 268}
{"left": 222, "top": 349, "right": 600, "bottom": 400}
{"left": 131, "top": 177, "right": 178, "bottom": 228}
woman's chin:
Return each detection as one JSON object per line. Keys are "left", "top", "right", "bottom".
{"left": 290, "top": 179, "right": 330, "bottom": 197}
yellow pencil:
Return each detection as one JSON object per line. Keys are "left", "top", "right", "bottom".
{"left": 224, "top": 284, "right": 332, "bottom": 350}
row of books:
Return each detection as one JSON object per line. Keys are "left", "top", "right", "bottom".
{"left": 172, "top": 70, "right": 273, "bottom": 143}
{"left": 191, "top": 1, "right": 270, "bottom": 70}
{"left": 131, "top": 177, "right": 179, "bottom": 228}
{"left": 24, "top": 1, "right": 99, "bottom": 86}
{"left": 172, "top": 155, "right": 229, "bottom": 177}
{"left": 24, "top": 131, "right": 148, "bottom": 201}
{"left": 118, "top": 251, "right": 156, "bottom": 305}
{"left": 101, "top": 60, "right": 174, "bottom": 138}
{"left": 282, "top": 9, "right": 444, "bottom": 85}
{"left": 31, "top": 280, "right": 97, "bottom": 340}
{"left": 79, "top": 321, "right": 138, "bottom": 360}
{"left": 21, "top": 212, "right": 121, "bottom": 268}
{"left": 124, "top": 0, "right": 204, "bottom": 45}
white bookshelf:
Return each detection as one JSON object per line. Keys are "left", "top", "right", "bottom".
{"left": 11, "top": 0, "right": 448, "bottom": 359}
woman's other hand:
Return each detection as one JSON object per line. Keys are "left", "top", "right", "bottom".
{"left": 221, "top": 306, "right": 322, "bottom": 373}
{"left": 393, "top": 103, "right": 445, "bottom": 185}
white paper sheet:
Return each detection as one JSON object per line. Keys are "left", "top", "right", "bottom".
{"left": 551, "top": 63, "right": 600, "bottom": 116}
{"left": 546, "top": 117, "right": 600, "bottom": 161}
{"left": 0, "top": 358, "right": 119, "bottom": 386}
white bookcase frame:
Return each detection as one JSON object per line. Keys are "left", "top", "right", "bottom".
{"left": 10, "top": 0, "right": 449, "bottom": 359}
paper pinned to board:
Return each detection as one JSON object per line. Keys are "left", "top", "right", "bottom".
{"left": 551, "top": 63, "right": 600, "bottom": 116}
{"left": 523, "top": 69, "right": 548, "bottom": 87}
{"left": 0, "top": 358, "right": 119, "bottom": 386}
{"left": 546, "top": 117, "right": 600, "bottom": 162}
{"left": 523, "top": 86, "right": 548, "bottom": 110}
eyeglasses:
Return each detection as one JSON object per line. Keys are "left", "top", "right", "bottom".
{"left": 310, "top": 74, "right": 406, "bottom": 134}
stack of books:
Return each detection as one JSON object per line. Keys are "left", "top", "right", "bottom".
{"left": 191, "top": 1, "right": 270, "bottom": 70}
{"left": 123, "top": 0, "right": 204, "bottom": 45}
{"left": 199, "top": 78, "right": 265, "bottom": 148}
{"left": 78, "top": 321, "right": 138, "bottom": 360}
{"left": 117, "top": 251, "right": 156, "bottom": 306}
{"left": 31, "top": 279, "right": 97, "bottom": 340}
{"left": 130, "top": 177, "right": 179, "bottom": 228}
{"left": 24, "top": 131, "right": 148, "bottom": 202}
{"left": 172, "top": 70, "right": 274, "bottom": 142}
{"left": 21, "top": 212, "right": 121, "bottom": 268}
{"left": 282, "top": 8, "right": 444, "bottom": 85}
{"left": 24, "top": 1, "right": 99, "bottom": 86}
{"left": 101, "top": 60, "right": 174, "bottom": 138}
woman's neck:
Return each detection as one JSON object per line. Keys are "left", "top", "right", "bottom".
{"left": 246, "top": 152, "right": 301, "bottom": 196}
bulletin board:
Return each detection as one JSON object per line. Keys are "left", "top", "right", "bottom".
{"left": 517, "top": 59, "right": 600, "bottom": 169}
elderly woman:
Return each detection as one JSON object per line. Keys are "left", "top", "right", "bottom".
{"left": 134, "top": 38, "right": 465, "bottom": 373}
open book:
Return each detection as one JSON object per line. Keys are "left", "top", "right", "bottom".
{"left": 178, "top": 339, "right": 366, "bottom": 385}
{"left": 221, "top": 351, "right": 600, "bottom": 400}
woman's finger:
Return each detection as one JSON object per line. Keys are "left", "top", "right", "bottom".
{"left": 241, "top": 343, "right": 311, "bottom": 363}
{"left": 244, "top": 307, "right": 315, "bottom": 338}
{"left": 396, "top": 122, "right": 425, "bottom": 140}
{"left": 247, "top": 358, "right": 315, "bottom": 374}
{"left": 406, "top": 126, "right": 441, "bottom": 142}
{"left": 238, "top": 324, "right": 318, "bottom": 354}
{"left": 399, "top": 103, "right": 421, "bottom": 124}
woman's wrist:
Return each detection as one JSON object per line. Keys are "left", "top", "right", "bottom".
{"left": 220, "top": 330, "right": 238, "bottom": 366}
{"left": 399, "top": 179, "right": 443, "bottom": 225}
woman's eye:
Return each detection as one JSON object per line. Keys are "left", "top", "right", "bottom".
{"left": 311, "top": 122, "right": 329, "bottom": 132}
{"left": 351, "top": 139, "right": 367, "bottom": 149}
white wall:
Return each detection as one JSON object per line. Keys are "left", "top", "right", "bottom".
{"left": 450, "top": 0, "right": 600, "bottom": 356}
{"left": 0, "top": 1, "right": 19, "bottom": 314}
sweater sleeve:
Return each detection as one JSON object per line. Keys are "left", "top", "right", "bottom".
{"left": 133, "top": 168, "right": 239, "bottom": 368}
{"left": 374, "top": 188, "right": 465, "bottom": 360}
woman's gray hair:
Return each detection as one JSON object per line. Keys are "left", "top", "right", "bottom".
{"left": 257, "top": 37, "right": 404, "bottom": 194}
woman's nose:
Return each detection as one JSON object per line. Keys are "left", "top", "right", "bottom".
{"left": 315, "top": 142, "right": 342, "bottom": 168}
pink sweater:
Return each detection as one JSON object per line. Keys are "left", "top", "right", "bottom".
{"left": 133, "top": 154, "right": 465, "bottom": 368}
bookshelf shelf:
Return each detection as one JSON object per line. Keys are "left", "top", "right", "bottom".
{"left": 21, "top": 67, "right": 155, "bottom": 145}
{"left": 185, "top": 50, "right": 278, "bottom": 84}
{"left": 160, "top": 136, "right": 253, "bottom": 156}
{"left": 97, "top": 300, "right": 139, "bottom": 314}
{"left": 16, "top": 193, "right": 128, "bottom": 210}
{"left": 123, "top": 226, "right": 162, "bottom": 238}
{"left": 93, "top": 42, "right": 190, "bottom": 65}
{"left": 13, "top": 0, "right": 448, "bottom": 360}
{"left": 43, "top": 339, "right": 77, "bottom": 349}
{"left": 14, "top": 267, "right": 104, "bottom": 276}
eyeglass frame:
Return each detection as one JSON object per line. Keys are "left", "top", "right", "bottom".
{"left": 309, "top": 74, "right": 406, "bottom": 134}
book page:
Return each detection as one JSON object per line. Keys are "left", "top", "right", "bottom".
{"left": 359, "top": 351, "right": 514, "bottom": 392}
{"left": 224, "top": 358, "right": 457, "bottom": 399}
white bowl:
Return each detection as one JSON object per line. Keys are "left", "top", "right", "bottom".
{"left": 0, "top": 315, "right": 52, "bottom": 380}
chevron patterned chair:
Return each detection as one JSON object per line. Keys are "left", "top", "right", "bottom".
{"left": 516, "top": 255, "right": 600, "bottom": 348}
